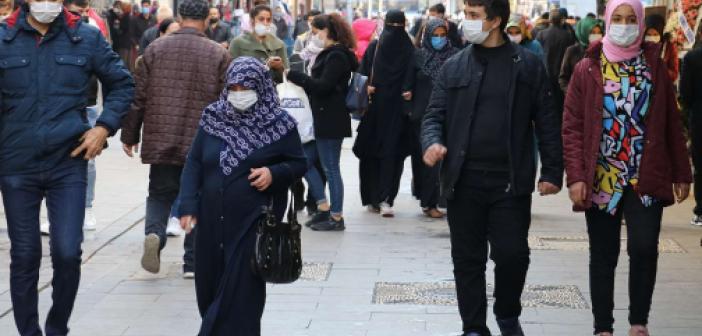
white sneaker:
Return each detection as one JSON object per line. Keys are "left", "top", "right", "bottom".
{"left": 40, "top": 221, "right": 50, "bottom": 236}
{"left": 380, "top": 202, "right": 394, "bottom": 218}
{"left": 166, "top": 217, "right": 184, "bottom": 237}
{"left": 692, "top": 215, "right": 702, "bottom": 227}
{"left": 84, "top": 208, "right": 97, "bottom": 231}
{"left": 183, "top": 271, "right": 195, "bottom": 279}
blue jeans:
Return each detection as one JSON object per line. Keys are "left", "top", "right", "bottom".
{"left": 316, "top": 138, "right": 344, "bottom": 216}
{"left": 302, "top": 141, "right": 327, "bottom": 206}
{"left": 0, "top": 158, "right": 87, "bottom": 336}
{"left": 86, "top": 106, "right": 99, "bottom": 208}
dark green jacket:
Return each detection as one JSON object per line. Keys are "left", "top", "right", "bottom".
{"left": 229, "top": 32, "right": 288, "bottom": 82}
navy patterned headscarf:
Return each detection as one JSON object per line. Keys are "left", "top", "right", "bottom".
{"left": 200, "top": 57, "right": 297, "bottom": 175}
{"left": 419, "top": 18, "right": 458, "bottom": 79}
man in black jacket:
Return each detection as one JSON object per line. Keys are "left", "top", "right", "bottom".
{"left": 536, "top": 8, "right": 575, "bottom": 117}
{"left": 421, "top": 0, "right": 563, "bottom": 335}
{"left": 680, "top": 47, "right": 702, "bottom": 227}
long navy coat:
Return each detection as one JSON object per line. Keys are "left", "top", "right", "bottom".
{"left": 178, "top": 128, "right": 306, "bottom": 336}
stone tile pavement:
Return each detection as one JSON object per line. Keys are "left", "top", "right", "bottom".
{"left": 0, "top": 136, "right": 701, "bottom": 335}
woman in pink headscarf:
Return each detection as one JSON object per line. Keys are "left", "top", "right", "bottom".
{"left": 352, "top": 18, "right": 377, "bottom": 61}
{"left": 562, "top": 0, "right": 692, "bottom": 335}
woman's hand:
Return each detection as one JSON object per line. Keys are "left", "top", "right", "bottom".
{"left": 402, "top": 91, "right": 412, "bottom": 101}
{"left": 249, "top": 167, "right": 273, "bottom": 191}
{"left": 180, "top": 215, "right": 197, "bottom": 234}
{"left": 674, "top": 183, "right": 691, "bottom": 203}
{"left": 367, "top": 85, "right": 376, "bottom": 95}
{"left": 568, "top": 182, "right": 588, "bottom": 208}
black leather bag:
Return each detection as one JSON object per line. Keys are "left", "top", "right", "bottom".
{"left": 251, "top": 194, "right": 303, "bottom": 284}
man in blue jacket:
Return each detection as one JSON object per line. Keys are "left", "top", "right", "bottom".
{"left": 0, "top": 1, "right": 134, "bottom": 335}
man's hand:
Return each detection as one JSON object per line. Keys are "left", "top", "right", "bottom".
{"left": 674, "top": 183, "right": 691, "bottom": 203}
{"left": 402, "top": 91, "right": 412, "bottom": 101}
{"left": 568, "top": 181, "right": 588, "bottom": 208}
{"left": 71, "top": 126, "right": 109, "bottom": 160}
{"left": 122, "top": 143, "right": 139, "bottom": 157}
{"left": 423, "top": 144, "right": 447, "bottom": 167}
{"left": 249, "top": 167, "right": 273, "bottom": 191}
{"left": 180, "top": 215, "right": 197, "bottom": 234}
{"left": 221, "top": 42, "right": 229, "bottom": 49}
{"left": 267, "top": 57, "right": 284, "bottom": 71}
{"left": 367, "top": 85, "right": 376, "bottom": 95}
{"left": 538, "top": 181, "right": 561, "bottom": 196}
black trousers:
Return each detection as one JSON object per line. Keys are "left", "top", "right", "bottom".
{"left": 690, "top": 113, "right": 702, "bottom": 215}
{"left": 410, "top": 118, "right": 441, "bottom": 208}
{"left": 585, "top": 188, "right": 663, "bottom": 334}
{"left": 145, "top": 164, "right": 195, "bottom": 269}
{"left": 447, "top": 171, "right": 532, "bottom": 335}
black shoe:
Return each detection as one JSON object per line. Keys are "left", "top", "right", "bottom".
{"left": 497, "top": 317, "right": 524, "bottom": 336}
{"left": 310, "top": 217, "right": 345, "bottom": 231}
{"left": 462, "top": 333, "right": 481, "bottom": 336}
{"left": 305, "top": 210, "right": 330, "bottom": 227}
{"left": 306, "top": 203, "right": 318, "bottom": 217}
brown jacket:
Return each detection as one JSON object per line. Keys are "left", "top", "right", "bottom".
{"left": 121, "top": 27, "right": 231, "bottom": 165}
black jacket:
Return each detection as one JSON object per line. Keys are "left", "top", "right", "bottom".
{"left": 421, "top": 42, "right": 563, "bottom": 199}
{"left": 536, "top": 24, "right": 576, "bottom": 83}
{"left": 287, "top": 44, "right": 359, "bottom": 139}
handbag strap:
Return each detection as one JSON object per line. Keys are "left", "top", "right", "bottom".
{"left": 369, "top": 36, "right": 382, "bottom": 85}
{"left": 286, "top": 191, "right": 298, "bottom": 225}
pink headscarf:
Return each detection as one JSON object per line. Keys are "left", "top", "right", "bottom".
{"left": 602, "top": 0, "right": 645, "bottom": 62}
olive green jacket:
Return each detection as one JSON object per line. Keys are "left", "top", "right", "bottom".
{"left": 229, "top": 32, "right": 288, "bottom": 82}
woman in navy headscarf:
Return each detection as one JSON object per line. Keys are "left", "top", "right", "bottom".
{"left": 178, "top": 57, "right": 307, "bottom": 335}
{"left": 402, "top": 18, "right": 458, "bottom": 218}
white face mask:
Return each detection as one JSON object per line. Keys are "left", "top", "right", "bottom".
{"left": 30, "top": 1, "right": 63, "bottom": 24}
{"left": 589, "top": 33, "right": 603, "bottom": 43}
{"left": 0, "top": 15, "right": 8, "bottom": 22}
{"left": 254, "top": 23, "right": 271, "bottom": 37}
{"left": 608, "top": 24, "right": 640, "bottom": 47}
{"left": 228, "top": 90, "right": 258, "bottom": 111}
{"left": 461, "top": 19, "right": 491, "bottom": 45}
{"left": 644, "top": 35, "right": 661, "bottom": 43}
{"left": 508, "top": 34, "right": 522, "bottom": 44}
{"left": 310, "top": 34, "right": 325, "bottom": 48}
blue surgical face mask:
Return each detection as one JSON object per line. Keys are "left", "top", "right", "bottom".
{"left": 142, "top": 7, "right": 150, "bottom": 15}
{"left": 431, "top": 36, "right": 447, "bottom": 50}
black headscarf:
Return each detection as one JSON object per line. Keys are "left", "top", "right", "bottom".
{"left": 371, "top": 9, "right": 414, "bottom": 85}
{"left": 419, "top": 18, "right": 458, "bottom": 79}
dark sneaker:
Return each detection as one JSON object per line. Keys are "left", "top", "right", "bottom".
{"left": 306, "top": 203, "right": 318, "bottom": 217}
{"left": 497, "top": 317, "right": 524, "bottom": 336}
{"left": 305, "top": 210, "right": 330, "bottom": 227}
{"left": 141, "top": 233, "right": 161, "bottom": 274}
{"left": 310, "top": 217, "right": 345, "bottom": 231}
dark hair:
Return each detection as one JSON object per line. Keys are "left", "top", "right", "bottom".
{"left": 159, "top": 18, "right": 176, "bottom": 34}
{"left": 311, "top": 13, "right": 356, "bottom": 50}
{"left": 586, "top": 12, "right": 597, "bottom": 19}
{"left": 540, "top": 12, "right": 549, "bottom": 20}
{"left": 308, "top": 9, "right": 322, "bottom": 17}
{"left": 66, "top": 0, "right": 90, "bottom": 7}
{"left": 253, "top": 0, "right": 269, "bottom": 6}
{"left": 250, "top": 5, "right": 272, "bottom": 19}
{"left": 464, "top": 0, "right": 510, "bottom": 31}
{"left": 141, "top": 0, "right": 151, "bottom": 5}
{"left": 429, "top": 3, "right": 446, "bottom": 15}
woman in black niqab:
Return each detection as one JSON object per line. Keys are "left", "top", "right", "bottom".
{"left": 353, "top": 9, "right": 415, "bottom": 215}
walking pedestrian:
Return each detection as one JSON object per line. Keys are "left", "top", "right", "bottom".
{"left": 351, "top": 17, "right": 377, "bottom": 61}
{"left": 229, "top": 4, "right": 288, "bottom": 83}
{"left": 178, "top": 56, "right": 306, "bottom": 336}
{"left": 505, "top": 13, "right": 543, "bottom": 59}
{"left": 681, "top": 33, "right": 702, "bottom": 227}
{"left": 107, "top": 1, "right": 135, "bottom": 70}
{"left": 131, "top": 0, "right": 155, "bottom": 54}
{"left": 536, "top": 7, "right": 576, "bottom": 117}
{"left": 120, "top": 0, "right": 231, "bottom": 278}
{"left": 288, "top": 13, "right": 359, "bottom": 231}
{"left": 422, "top": 0, "right": 563, "bottom": 334}
{"left": 138, "top": 5, "right": 173, "bottom": 54}
{"left": 644, "top": 14, "right": 679, "bottom": 82}
{"left": 353, "top": 9, "right": 415, "bottom": 217}
{"left": 403, "top": 18, "right": 459, "bottom": 219}
{"left": 206, "top": 6, "right": 232, "bottom": 49}
{"left": 559, "top": 16, "right": 603, "bottom": 93}
{"left": 0, "top": 1, "right": 134, "bottom": 334}
{"left": 563, "top": 1, "right": 692, "bottom": 335}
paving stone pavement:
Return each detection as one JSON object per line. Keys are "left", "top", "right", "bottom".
{"left": 0, "top": 136, "right": 701, "bottom": 336}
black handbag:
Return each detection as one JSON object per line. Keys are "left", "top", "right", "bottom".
{"left": 251, "top": 193, "right": 303, "bottom": 284}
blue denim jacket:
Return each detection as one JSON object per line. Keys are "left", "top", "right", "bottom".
{"left": 0, "top": 7, "right": 134, "bottom": 175}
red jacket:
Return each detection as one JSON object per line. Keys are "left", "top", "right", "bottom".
{"left": 562, "top": 41, "right": 692, "bottom": 211}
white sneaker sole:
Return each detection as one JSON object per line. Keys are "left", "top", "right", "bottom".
{"left": 141, "top": 234, "right": 161, "bottom": 274}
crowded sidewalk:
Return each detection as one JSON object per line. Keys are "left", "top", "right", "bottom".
{"left": 0, "top": 136, "right": 700, "bottom": 336}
